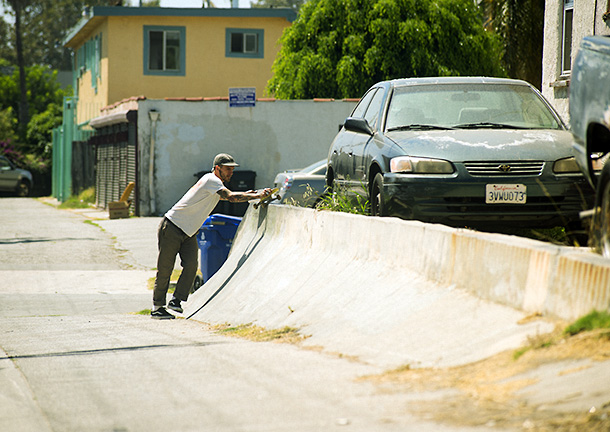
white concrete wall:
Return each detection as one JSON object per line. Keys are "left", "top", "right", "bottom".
{"left": 542, "top": 0, "right": 610, "bottom": 123}
{"left": 184, "top": 205, "right": 610, "bottom": 369}
{"left": 136, "top": 99, "right": 357, "bottom": 215}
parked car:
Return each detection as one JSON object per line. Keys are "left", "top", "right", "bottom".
{"left": 0, "top": 155, "right": 33, "bottom": 197}
{"left": 326, "top": 76, "right": 594, "bottom": 230}
{"left": 273, "top": 159, "right": 328, "bottom": 207}
{"left": 570, "top": 35, "right": 610, "bottom": 256}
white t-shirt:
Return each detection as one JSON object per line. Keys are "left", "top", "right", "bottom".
{"left": 165, "top": 172, "right": 225, "bottom": 237}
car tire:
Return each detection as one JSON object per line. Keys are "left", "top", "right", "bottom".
{"left": 191, "top": 274, "right": 204, "bottom": 293}
{"left": 370, "top": 173, "right": 387, "bottom": 217}
{"left": 16, "top": 180, "right": 30, "bottom": 197}
{"left": 596, "top": 163, "right": 610, "bottom": 257}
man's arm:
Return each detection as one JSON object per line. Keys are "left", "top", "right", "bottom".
{"left": 217, "top": 188, "right": 272, "bottom": 203}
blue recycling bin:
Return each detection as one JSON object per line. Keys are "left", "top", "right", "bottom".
{"left": 196, "top": 214, "right": 242, "bottom": 282}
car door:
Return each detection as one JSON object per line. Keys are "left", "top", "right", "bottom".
{"left": 331, "top": 88, "right": 378, "bottom": 186}
{"left": 351, "top": 87, "right": 386, "bottom": 191}
{"left": 0, "top": 157, "right": 17, "bottom": 191}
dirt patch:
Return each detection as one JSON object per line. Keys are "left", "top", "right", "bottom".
{"left": 366, "top": 326, "right": 610, "bottom": 431}
{"left": 210, "top": 322, "right": 309, "bottom": 344}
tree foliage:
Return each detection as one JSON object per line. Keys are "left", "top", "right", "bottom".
{"left": 267, "top": 0, "right": 505, "bottom": 99}
{"left": 479, "top": 0, "right": 544, "bottom": 89}
{"left": 0, "top": 59, "right": 67, "bottom": 154}
{"left": 1, "top": 0, "right": 111, "bottom": 71}
{"left": 0, "top": 61, "right": 66, "bottom": 124}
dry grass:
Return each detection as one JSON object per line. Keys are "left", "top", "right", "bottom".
{"left": 211, "top": 323, "right": 309, "bottom": 344}
{"left": 365, "top": 326, "right": 610, "bottom": 431}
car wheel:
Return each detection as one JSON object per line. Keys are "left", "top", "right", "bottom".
{"left": 16, "top": 180, "right": 30, "bottom": 197}
{"left": 191, "top": 274, "right": 204, "bottom": 293}
{"left": 325, "top": 168, "right": 334, "bottom": 192}
{"left": 597, "top": 163, "right": 610, "bottom": 257}
{"left": 370, "top": 173, "right": 386, "bottom": 216}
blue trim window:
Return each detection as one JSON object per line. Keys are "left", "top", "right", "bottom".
{"left": 226, "top": 28, "right": 264, "bottom": 58}
{"left": 144, "top": 26, "right": 185, "bottom": 76}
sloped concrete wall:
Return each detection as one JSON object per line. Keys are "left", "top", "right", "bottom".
{"left": 184, "top": 205, "right": 610, "bottom": 368}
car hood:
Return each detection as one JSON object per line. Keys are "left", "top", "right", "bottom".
{"left": 386, "top": 129, "right": 575, "bottom": 161}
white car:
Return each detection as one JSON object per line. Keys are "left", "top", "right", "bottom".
{"left": 273, "top": 159, "right": 328, "bottom": 207}
{"left": 0, "top": 155, "right": 33, "bottom": 197}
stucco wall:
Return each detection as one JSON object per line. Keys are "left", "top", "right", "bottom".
{"left": 136, "top": 99, "right": 357, "bottom": 216}
{"left": 542, "top": 0, "right": 610, "bottom": 123}
{"left": 105, "top": 15, "right": 289, "bottom": 104}
{"left": 69, "top": 10, "right": 293, "bottom": 125}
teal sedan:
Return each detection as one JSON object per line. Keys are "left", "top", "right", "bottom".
{"left": 326, "top": 77, "right": 594, "bottom": 230}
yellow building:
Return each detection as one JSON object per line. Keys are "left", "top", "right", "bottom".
{"left": 63, "top": 6, "right": 296, "bottom": 125}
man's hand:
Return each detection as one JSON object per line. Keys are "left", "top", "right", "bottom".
{"left": 257, "top": 188, "right": 273, "bottom": 199}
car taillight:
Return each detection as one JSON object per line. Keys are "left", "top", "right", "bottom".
{"left": 283, "top": 178, "right": 293, "bottom": 190}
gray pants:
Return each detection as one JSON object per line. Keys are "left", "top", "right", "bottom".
{"left": 153, "top": 217, "right": 198, "bottom": 307}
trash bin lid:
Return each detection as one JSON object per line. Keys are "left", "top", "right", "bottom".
{"left": 201, "top": 213, "right": 242, "bottom": 228}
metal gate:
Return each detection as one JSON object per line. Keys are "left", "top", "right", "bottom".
{"left": 89, "top": 111, "right": 139, "bottom": 215}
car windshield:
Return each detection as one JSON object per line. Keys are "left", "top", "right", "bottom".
{"left": 385, "top": 83, "right": 562, "bottom": 131}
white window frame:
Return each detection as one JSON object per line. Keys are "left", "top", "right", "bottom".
{"left": 561, "top": 0, "right": 574, "bottom": 76}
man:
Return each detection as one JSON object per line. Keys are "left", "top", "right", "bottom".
{"left": 151, "top": 153, "right": 271, "bottom": 319}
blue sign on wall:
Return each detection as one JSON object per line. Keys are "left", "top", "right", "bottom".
{"left": 229, "top": 87, "right": 256, "bottom": 107}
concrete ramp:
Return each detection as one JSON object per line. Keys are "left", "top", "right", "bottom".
{"left": 185, "top": 205, "right": 610, "bottom": 369}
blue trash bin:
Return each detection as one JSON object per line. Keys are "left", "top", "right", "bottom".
{"left": 196, "top": 214, "right": 242, "bottom": 282}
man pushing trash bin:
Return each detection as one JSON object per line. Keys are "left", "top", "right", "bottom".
{"left": 151, "top": 153, "right": 272, "bottom": 319}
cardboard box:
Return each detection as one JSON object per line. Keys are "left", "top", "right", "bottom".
{"left": 108, "top": 201, "right": 130, "bottom": 219}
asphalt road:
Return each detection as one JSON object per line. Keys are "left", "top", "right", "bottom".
{"left": 0, "top": 198, "right": 492, "bottom": 432}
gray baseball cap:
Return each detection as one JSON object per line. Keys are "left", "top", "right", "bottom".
{"left": 213, "top": 153, "right": 240, "bottom": 168}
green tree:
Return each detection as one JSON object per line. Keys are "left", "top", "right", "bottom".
{"left": 2, "top": 0, "right": 31, "bottom": 134}
{"left": 479, "top": 0, "right": 544, "bottom": 89}
{"left": 1, "top": 0, "right": 114, "bottom": 71}
{"left": 26, "top": 103, "right": 62, "bottom": 157}
{"left": 0, "top": 17, "right": 11, "bottom": 62}
{"left": 267, "top": 0, "right": 505, "bottom": 99}
{"left": 0, "top": 107, "right": 18, "bottom": 144}
{"left": 0, "top": 61, "right": 68, "bottom": 153}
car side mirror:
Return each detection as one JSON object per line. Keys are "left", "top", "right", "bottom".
{"left": 343, "top": 117, "right": 373, "bottom": 135}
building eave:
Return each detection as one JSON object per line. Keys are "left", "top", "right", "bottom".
{"left": 63, "top": 6, "right": 297, "bottom": 48}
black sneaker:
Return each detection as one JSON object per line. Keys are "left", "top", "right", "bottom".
{"left": 167, "top": 298, "right": 183, "bottom": 313}
{"left": 151, "top": 307, "right": 176, "bottom": 320}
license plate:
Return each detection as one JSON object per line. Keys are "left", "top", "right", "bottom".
{"left": 485, "top": 184, "right": 527, "bottom": 204}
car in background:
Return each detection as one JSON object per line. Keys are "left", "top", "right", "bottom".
{"left": 326, "top": 76, "right": 594, "bottom": 231}
{"left": 0, "top": 155, "right": 33, "bottom": 197}
{"left": 273, "top": 159, "right": 328, "bottom": 207}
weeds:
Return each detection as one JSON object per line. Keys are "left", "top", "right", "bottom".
{"left": 58, "top": 187, "right": 95, "bottom": 209}
{"left": 564, "top": 310, "right": 610, "bottom": 336}
{"left": 513, "top": 310, "right": 610, "bottom": 360}
{"left": 513, "top": 332, "right": 557, "bottom": 360}
{"left": 316, "top": 183, "right": 369, "bottom": 215}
